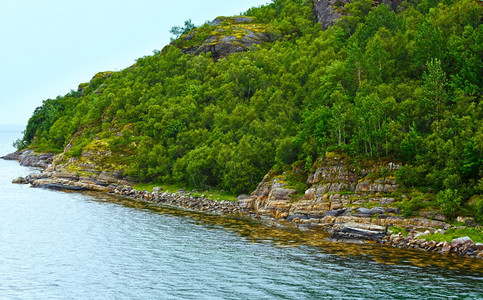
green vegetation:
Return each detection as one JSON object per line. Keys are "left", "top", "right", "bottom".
{"left": 132, "top": 182, "right": 238, "bottom": 201}
{"left": 389, "top": 226, "right": 409, "bottom": 237}
{"left": 17, "top": 0, "right": 482, "bottom": 221}
{"left": 422, "top": 227, "right": 483, "bottom": 244}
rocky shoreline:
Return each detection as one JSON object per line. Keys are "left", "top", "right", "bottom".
{"left": 4, "top": 150, "right": 482, "bottom": 260}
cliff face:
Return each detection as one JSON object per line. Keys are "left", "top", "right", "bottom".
{"left": 241, "top": 153, "right": 401, "bottom": 219}
{"left": 313, "top": 0, "right": 403, "bottom": 29}
{"left": 238, "top": 153, "right": 453, "bottom": 240}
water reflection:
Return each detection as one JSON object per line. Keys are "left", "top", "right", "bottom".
{"left": 83, "top": 191, "right": 483, "bottom": 274}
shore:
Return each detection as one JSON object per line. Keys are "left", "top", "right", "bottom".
{"left": 4, "top": 150, "right": 482, "bottom": 260}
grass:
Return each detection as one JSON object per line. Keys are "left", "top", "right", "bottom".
{"left": 389, "top": 226, "right": 409, "bottom": 237}
{"left": 422, "top": 227, "right": 483, "bottom": 244}
{"left": 132, "top": 182, "right": 238, "bottom": 202}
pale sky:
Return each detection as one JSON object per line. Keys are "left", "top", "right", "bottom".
{"left": 0, "top": 0, "right": 270, "bottom": 125}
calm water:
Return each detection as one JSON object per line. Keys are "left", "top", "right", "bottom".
{"left": 0, "top": 126, "right": 482, "bottom": 299}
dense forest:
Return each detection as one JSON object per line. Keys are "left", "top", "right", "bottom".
{"left": 17, "top": 0, "right": 481, "bottom": 216}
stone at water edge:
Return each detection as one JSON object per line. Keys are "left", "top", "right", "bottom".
{"left": 12, "top": 177, "right": 26, "bottom": 184}
{"left": 153, "top": 187, "right": 163, "bottom": 194}
{"left": 1, "top": 152, "right": 20, "bottom": 160}
{"left": 450, "top": 236, "right": 474, "bottom": 248}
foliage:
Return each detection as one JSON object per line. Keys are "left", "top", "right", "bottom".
{"left": 18, "top": 0, "right": 482, "bottom": 211}
{"left": 422, "top": 227, "right": 483, "bottom": 244}
{"left": 398, "top": 193, "right": 428, "bottom": 217}
{"left": 170, "top": 19, "right": 196, "bottom": 41}
{"left": 132, "top": 182, "right": 238, "bottom": 201}
{"left": 388, "top": 226, "right": 409, "bottom": 237}
{"left": 436, "top": 189, "right": 462, "bottom": 220}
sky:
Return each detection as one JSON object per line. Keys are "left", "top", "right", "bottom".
{"left": 0, "top": 0, "right": 270, "bottom": 126}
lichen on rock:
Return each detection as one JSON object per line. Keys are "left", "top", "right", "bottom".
{"left": 174, "top": 16, "right": 279, "bottom": 60}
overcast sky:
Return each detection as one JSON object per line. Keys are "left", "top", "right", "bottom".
{"left": 0, "top": 0, "right": 269, "bottom": 125}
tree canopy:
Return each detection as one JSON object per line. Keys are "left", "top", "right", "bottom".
{"left": 18, "top": 0, "right": 482, "bottom": 207}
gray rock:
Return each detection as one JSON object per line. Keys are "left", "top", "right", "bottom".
{"left": 324, "top": 209, "right": 346, "bottom": 217}
{"left": 18, "top": 151, "right": 54, "bottom": 169}
{"left": 330, "top": 222, "right": 387, "bottom": 241}
{"left": 450, "top": 236, "right": 474, "bottom": 247}
{"left": 12, "top": 177, "right": 26, "bottom": 184}
{"left": 153, "top": 187, "right": 163, "bottom": 194}
{"left": 370, "top": 207, "right": 385, "bottom": 215}
{"left": 2, "top": 152, "right": 20, "bottom": 160}
{"left": 287, "top": 214, "right": 309, "bottom": 221}
{"left": 38, "top": 183, "right": 88, "bottom": 191}
{"left": 180, "top": 17, "right": 275, "bottom": 60}
{"left": 313, "top": 0, "right": 403, "bottom": 29}
{"left": 237, "top": 194, "right": 250, "bottom": 201}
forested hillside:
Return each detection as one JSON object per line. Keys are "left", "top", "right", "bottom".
{"left": 17, "top": 0, "right": 481, "bottom": 216}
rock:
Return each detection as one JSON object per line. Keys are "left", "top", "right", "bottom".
{"left": 287, "top": 215, "right": 309, "bottom": 221}
{"left": 307, "top": 214, "right": 325, "bottom": 219}
{"left": 313, "top": 0, "right": 350, "bottom": 29}
{"left": 354, "top": 207, "right": 373, "bottom": 217}
{"left": 209, "top": 16, "right": 253, "bottom": 26}
{"left": 330, "top": 222, "right": 386, "bottom": 241}
{"left": 370, "top": 207, "right": 385, "bottom": 215}
{"left": 385, "top": 207, "right": 401, "bottom": 214}
{"left": 313, "top": 0, "right": 404, "bottom": 29}
{"left": 324, "top": 209, "right": 346, "bottom": 217}
{"left": 1, "top": 152, "right": 20, "bottom": 160}
{"left": 237, "top": 194, "right": 250, "bottom": 201}
{"left": 177, "top": 16, "right": 277, "bottom": 60}
{"left": 380, "top": 197, "right": 396, "bottom": 205}
{"left": 12, "top": 177, "right": 26, "bottom": 184}
{"left": 450, "top": 236, "right": 474, "bottom": 248}
{"left": 18, "top": 151, "right": 54, "bottom": 169}
{"left": 476, "top": 243, "right": 483, "bottom": 251}
{"left": 153, "top": 187, "right": 163, "bottom": 194}
{"left": 238, "top": 197, "right": 255, "bottom": 210}
{"left": 37, "top": 183, "right": 88, "bottom": 191}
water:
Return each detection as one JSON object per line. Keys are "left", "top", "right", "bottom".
{"left": 0, "top": 126, "right": 482, "bottom": 299}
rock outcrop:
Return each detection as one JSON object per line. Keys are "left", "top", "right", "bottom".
{"left": 244, "top": 153, "right": 400, "bottom": 222}
{"left": 239, "top": 152, "right": 462, "bottom": 244}
{"left": 2, "top": 150, "right": 54, "bottom": 169}
{"left": 313, "top": 0, "right": 403, "bottom": 29}
{"left": 175, "top": 16, "right": 277, "bottom": 60}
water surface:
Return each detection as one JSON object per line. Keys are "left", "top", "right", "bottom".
{"left": 0, "top": 126, "right": 481, "bottom": 299}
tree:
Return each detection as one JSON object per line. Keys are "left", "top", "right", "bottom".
{"left": 422, "top": 58, "right": 447, "bottom": 132}
{"left": 170, "top": 19, "right": 196, "bottom": 41}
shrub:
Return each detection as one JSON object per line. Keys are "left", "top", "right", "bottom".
{"left": 436, "top": 189, "right": 462, "bottom": 220}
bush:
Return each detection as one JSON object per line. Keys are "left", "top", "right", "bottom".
{"left": 436, "top": 189, "right": 462, "bottom": 220}
{"left": 398, "top": 194, "right": 426, "bottom": 217}
{"left": 475, "top": 196, "right": 483, "bottom": 224}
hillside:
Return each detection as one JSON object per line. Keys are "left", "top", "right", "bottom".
{"left": 16, "top": 0, "right": 482, "bottom": 222}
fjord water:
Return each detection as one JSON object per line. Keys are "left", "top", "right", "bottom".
{"left": 0, "top": 126, "right": 481, "bottom": 299}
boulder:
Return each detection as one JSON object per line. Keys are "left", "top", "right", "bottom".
{"left": 18, "top": 151, "right": 54, "bottom": 169}
{"left": 1, "top": 152, "right": 20, "bottom": 160}
{"left": 450, "top": 236, "right": 474, "bottom": 248}
{"left": 153, "top": 187, "right": 163, "bottom": 194}
{"left": 330, "top": 222, "right": 387, "bottom": 241}
{"left": 12, "top": 177, "right": 26, "bottom": 184}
